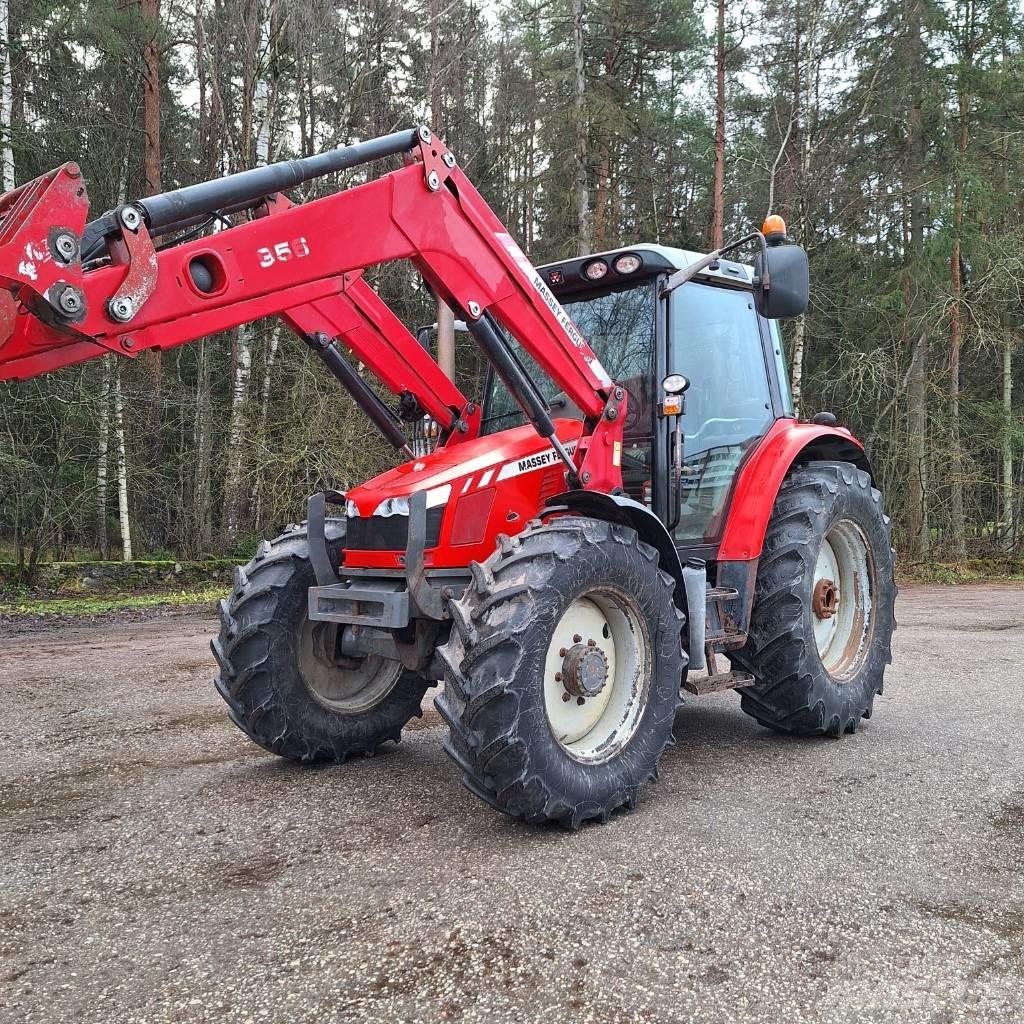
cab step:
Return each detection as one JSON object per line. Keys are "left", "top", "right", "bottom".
{"left": 704, "top": 625, "right": 747, "bottom": 650}
{"left": 683, "top": 670, "right": 756, "bottom": 696}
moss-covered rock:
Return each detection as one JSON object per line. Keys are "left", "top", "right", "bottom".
{"left": 0, "top": 559, "right": 235, "bottom": 597}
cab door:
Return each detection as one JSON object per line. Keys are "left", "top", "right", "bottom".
{"left": 667, "top": 281, "right": 775, "bottom": 548}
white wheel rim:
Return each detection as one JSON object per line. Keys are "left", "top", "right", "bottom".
{"left": 543, "top": 588, "right": 651, "bottom": 763}
{"left": 812, "top": 519, "right": 873, "bottom": 679}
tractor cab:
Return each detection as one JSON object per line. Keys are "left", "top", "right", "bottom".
{"left": 481, "top": 242, "right": 798, "bottom": 558}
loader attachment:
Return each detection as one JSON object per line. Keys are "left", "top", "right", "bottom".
{"left": 0, "top": 125, "right": 627, "bottom": 492}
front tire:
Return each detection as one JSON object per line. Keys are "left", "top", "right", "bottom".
{"left": 436, "top": 518, "right": 686, "bottom": 828}
{"left": 730, "top": 461, "right": 896, "bottom": 736}
{"left": 212, "top": 520, "right": 430, "bottom": 761}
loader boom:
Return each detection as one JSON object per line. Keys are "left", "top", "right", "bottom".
{"left": 0, "top": 127, "right": 622, "bottom": 490}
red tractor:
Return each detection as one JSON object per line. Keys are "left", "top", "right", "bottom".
{"left": 0, "top": 128, "right": 895, "bottom": 827}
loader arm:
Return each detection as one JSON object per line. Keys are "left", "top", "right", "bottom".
{"left": 279, "top": 278, "right": 478, "bottom": 441}
{"left": 0, "top": 128, "right": 623, "bottom": 490}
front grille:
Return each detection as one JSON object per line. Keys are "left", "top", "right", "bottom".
{"left": 346, "top": 508, "right": 443, "bottom": 551}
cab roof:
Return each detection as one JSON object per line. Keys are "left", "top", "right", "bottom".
{"left": 537, "top": 243, "right": 753, "bottom": 297}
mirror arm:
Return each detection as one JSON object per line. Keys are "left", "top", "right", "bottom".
{"left": 660, "top": 230, "right": 767, "bottom": 298}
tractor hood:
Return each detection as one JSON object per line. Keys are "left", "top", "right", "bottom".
{"left": 342, "top": 419, "right": 584, "bottom": 569}
{"left": 345, "top": 419, "right": 584, "bottom": 516}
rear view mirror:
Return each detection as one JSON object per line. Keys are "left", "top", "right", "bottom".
{"left": 754, "top": 243, "right": 809, "bottom": 320}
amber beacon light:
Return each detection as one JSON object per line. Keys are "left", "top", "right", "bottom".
{"left": 762, "top": 214, "right": 788, "bottom": 245}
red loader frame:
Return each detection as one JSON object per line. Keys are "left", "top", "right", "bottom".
{"left": 0, "top": 128, "right": 622, "bottom": 490}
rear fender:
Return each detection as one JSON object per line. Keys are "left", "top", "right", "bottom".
{"left": 717, "top": 419, "right": 871, "bottom": 561}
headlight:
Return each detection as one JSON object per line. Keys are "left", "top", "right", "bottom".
{"left": 345, "top": 499, "right": 360, "bottom": 518}
{"left": 373, "top": 496, "right": 410, "bottom": 517}
{"left": 583, "top": 259, "right": 608, "bottom": 281}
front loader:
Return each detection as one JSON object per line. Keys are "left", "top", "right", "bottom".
{"left": 0, "top": 128, "right": 896, "bottom": 827}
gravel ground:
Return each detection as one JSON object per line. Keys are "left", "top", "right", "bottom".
{"left": 0, "top": 583, "right": 1022, "bottom": 1023}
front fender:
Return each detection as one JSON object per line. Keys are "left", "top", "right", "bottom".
{"left": 544, "top": 489, "right": 685, "bottom": 605}
{"left": 717, "top": 419, "right": 871, "bottom": 561}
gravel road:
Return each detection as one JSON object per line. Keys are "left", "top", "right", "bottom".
{"left": 1, "top": 584, "right": 1022, "bottom": 1023}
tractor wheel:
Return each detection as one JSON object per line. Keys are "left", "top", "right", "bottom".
{"left": 435, "top": 517, "right": 686, "bottom": 828}
{"left": 730, "top": 461, "right": 896, "bottom": 737}
{"left": 212, "top": 520, "right": 430, "bottom": 761}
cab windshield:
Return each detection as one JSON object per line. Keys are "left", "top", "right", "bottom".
{"left": 482, "top": 281, "right": 656, "bottom": 437}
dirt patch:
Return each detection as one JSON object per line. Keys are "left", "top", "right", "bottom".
{"left": 2, "top": 587, "right": 1024, "bottom": 1023}
{"left": 915, "top": 899, "right": 1024, "bottom": 941}
{"left": 405, "top": 705, "right": 443, "bottom": 731}
{"left": 214, "top": 854, "right": 287, "bottom": 889}
{"left": 992, "top": 799, "right": 1024, "bottom": 840}
{"left": 0, "top": 603, "right": 218, "bottom": 635}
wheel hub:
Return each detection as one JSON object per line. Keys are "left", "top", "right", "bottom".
{"left": 561, "top": 642, "right": 609, "bottom": 699}
{"left": 812, "top": 520, "right": 874, "bottom": 680}
{"left": 812, "top": 578, "right": 839, "bottom": 620}
{"left": 543, "top": 592, "right": 650, "bottom": 763}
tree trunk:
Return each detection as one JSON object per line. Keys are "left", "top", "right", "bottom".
{"left": 790, "top": 318, "right": 806, "bottom": 417}
{"left": 947, "top": 6, "right": 974, "bottom": 559}
{"left": 139, "top": 0, "right": 164, "bottom": 550}
{"left": 113, "top": 362, "right": 133, "bottom": 562}
{"left": 593, "top": 37, "right": 616, "bottom": 249}
{"left": 710, "top": 0, "right": 726, "bottom": 249}
{"left": 142, "top": 0, "right": 161, "bottom": 195}
{"left": 194, "top": 339, "right": 213, "bottom": 554}
{"left": 594, "top": 137, "right": 610, "bottom": 248}
{"left": 96, "top": 357, "right": 111, "bottom": 558}
{"left": 787, "top": 3, "right": 808, "bottom": 417}
{"left": 0, "top": 0, "right": 15, "bottom": 192}
{"left": 429, "top": 0, "right": 443, "bottom": 129}
{"left": 223, "top": 3, "right": 273, "bottom": 544}
{"left": 571, "top": 0, "right": 590, "bottom": 254}
{"left": 905, "top": 0, "right": 929, "bottom": 561}
{"left": 223, "top": 326, "right": 253, "bottom": 544}
{"left": 248, "top": 4, "right": 282, "bottom": 522}
{"left": 1002, "top": 335, "right": 1015, "bottom": 551}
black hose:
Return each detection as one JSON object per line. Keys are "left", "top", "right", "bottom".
{"left": 139, "top": 128, "right": 419, "bottom": 232}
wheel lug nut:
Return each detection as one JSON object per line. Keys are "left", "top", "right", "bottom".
{"left": 576, "top": 696, "right": 585, "bottom": 706}
{"left": 562, "top": 692, "right": 571, "bottom": 702}
{"left": 573, "top": 634, "right": 582, "bottom": 643}
{"left": 554, "top": 672, "right": 562, "bottom": 682}
{"left": 559, "top": 647, "right": 567, "bottom": 657}
{"left": 587, "top": 638, "right": 596, "bottom": 647}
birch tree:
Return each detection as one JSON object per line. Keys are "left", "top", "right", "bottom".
{"left": 571, "top": 0, "right": 591, "bottom": 254}
{"left": 0, "top": 0, "right": 14, "bottom": 192}
{"left": 223, "top": 1, "right": 275, "bottom": 544}
{"left": 112, "top": 363, "right": 133, "bottom": 562}
{"left": 96, "top": 359, "right": 111, "bottom": 558}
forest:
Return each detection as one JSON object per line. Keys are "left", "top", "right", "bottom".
{"left": 0, "top": 0, "right": 1022, "bottom": 575}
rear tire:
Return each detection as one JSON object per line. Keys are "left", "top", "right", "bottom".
{"left": 436, "top": 518, "right": 686, "bottom": 828}
{"left": 212, "top": 520, "right": 430, "bottom": 761}
{"left": 730, "top": 461, "right": 896, "bottom": 737}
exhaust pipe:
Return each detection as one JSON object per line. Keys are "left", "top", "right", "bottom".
{"left": 682, "top": 557, "right": 707, "bottom": 672}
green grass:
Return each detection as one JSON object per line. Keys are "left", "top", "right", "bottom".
{"left": 0, "top": 583, "right": 227, "bottom": 617}
{"left": 898, "top": 558, "right": 1024, "bottom": 585}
